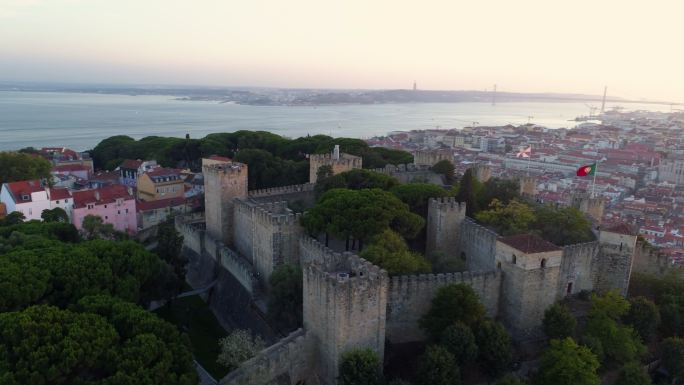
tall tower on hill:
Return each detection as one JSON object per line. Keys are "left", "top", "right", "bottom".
{"left": 303, "top": 255, "right": 388, "bottom": 384}
{"left": 308, "top": 145, "right": 363, "bottom": 183}
{"left": 203, "top": 161, "right": 248, "bottom": 245}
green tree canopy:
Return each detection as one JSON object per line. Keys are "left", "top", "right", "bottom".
{"left": 0, "top": 299, "right": 197, "bottom": 385}
{"left": 584, "top": 291, "right": 646, "bottom": 366}
{"left": 535, "top": 338, "right": 600, "bottom": 385}
{"left": 431, "top": 160, "right": 456, "bottom": 185}
{"left": 616, "top": 362, "right": 651, "bottom": 385}
{"left": 439, "top": 321, "right": 478, "bottom": 365}
{"left": 40, "top": 207, "right": 69, "bottom": 223}
{"left": 302, "top": 188, "right": 425, "bottom": 250}
{"left": 316, "top": 169, "right": 400, "bottom": 195}
{"left": 475, "top": 319, "right": 513, "bottom": 378}
{"left": 338, "top": 348, "right": 384, "bottom": 385}
{"left": 81, "top": 214, "right": 116, "bottom": 240}
{"left": 496, "top": 375, "right": 527, "bottom": 385}
{"left": 420, "top": 283, "right": 486, "bottom": 340}
{"left": 359, "top": 230, "right": 431, "bottom": 275}
{"left": 479, "top": 178, "right": 521, "bottom": 209}
{"left": 416, "top": 345, "right": 460, "bottom": 385}
{"left": 542, "top": 303, "right": 577, "bottom": 340}
{"left": 475, "top": 199, "right": 537, "bottom": 236}
{"left": 453, "top": 168, "right": 480, "bottom": 217}
{"left": 0, "top": 151, "right": 52, "bottom": 184}
{"left": 267, "top": 264, "right": 303, "bottom": 332}
{"left": 532, "top": 205, "right": 594, "bottom": 246}
{"left": 661, "top": 337, "right": 684, "bottom": 379}
{"left": 156, "top": 217, "right": 186, "bottom": 288}
{"left": 623, "top": 296, "right": 660, "bottom": 342}
{"left": 390, "top": 183, "right": 448, "bottom": 218}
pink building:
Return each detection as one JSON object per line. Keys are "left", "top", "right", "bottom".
{"left": 72, "top": 185, "right": 137, "bottom": 234}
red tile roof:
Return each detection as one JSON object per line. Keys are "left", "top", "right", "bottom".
{"left": 499, "top": 234, "right": 561, "bottom": 254}
{"left": 48, "top": 188, "right": 71, "bottom": 201}
{"left": 72, "top": 185, "right": 134, "bottom": 209}
{"left": 120, "top": 159, "right": 143, "bottom": 169}
{"left": 4, "top": 180, "right": 44, "bottom": 203}
{"left": 137, "top": 197, "right": 186, "bottom": 212}
{"left": 146, "top": 167, "right": 182, "bottom": 178}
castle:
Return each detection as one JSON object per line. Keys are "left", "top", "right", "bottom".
{"left": 176, "top": 150, "right": 636, "bottom": 385}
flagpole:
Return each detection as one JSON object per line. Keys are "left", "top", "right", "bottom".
{"left": 527, "top": 145, "right": 531, "bottom": 176}
{"left": 591, "top": 160, "right": 598, "bottom": 197}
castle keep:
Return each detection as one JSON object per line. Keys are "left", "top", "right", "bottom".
{"left": 177, "top": 154, "right": 637, "bottom": 385}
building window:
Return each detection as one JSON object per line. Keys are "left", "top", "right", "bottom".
{"left": 512, "top": 254, "right": 517, "bottom": 265}
{"left": 56, "top": 200, "right": 60, "bottom": 204}
{"left": 104, "top": 205, "right": 107, "bottom": 208}
{"left": 566, "top": 282, "right": 573, "bottom": 295}
{"left": 105, "top": 216, "right": 108, "bottom": 220}
{"left": 125, "top": 209, "right": 128, "bottom": 213}
{"left": 541, "top": 258, "right": 547, "bottom": 268}
{"left": 118, "top": 210, "right": 121, "bottom": 215}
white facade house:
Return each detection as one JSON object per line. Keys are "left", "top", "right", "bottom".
{"left": 0, "top": 181, "right": 74, "bottom": 221}
{"left": 0, "top": 180, "right": 51, "bottom": 221}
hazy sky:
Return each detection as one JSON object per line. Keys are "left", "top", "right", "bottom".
{"left": 1, "top": 0, "right": 682, "bottom": 101}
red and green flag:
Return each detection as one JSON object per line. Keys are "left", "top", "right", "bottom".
{"left": 576, "top": 163, "right": 596, "bottom": 177}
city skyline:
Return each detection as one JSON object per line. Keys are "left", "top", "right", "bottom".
{"left": 1, "top": 0, "right": 682, "bottom": 102}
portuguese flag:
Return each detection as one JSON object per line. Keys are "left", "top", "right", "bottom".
{"left": 576, "top": 163, "right": 596, "bottom": 177}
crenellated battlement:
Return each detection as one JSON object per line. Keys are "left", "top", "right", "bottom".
{"left": 203, "top": 162, "right": 247, "bottom": 175}
{"left": 428, "top": 197, "right": 467, "bottom": 212}
{"left": 371, "top": 163, "right": 432, "bottom": 174}
{"left": 299, "top": 236, "right": 346, "bottom": 271}
{"left": 388, "top": 270, "right": 501, "bottom": 297}
{"left": 309, "top": 152, "right": 362, "bottom": 166}
{"left": 248, "top": 183, "right": 315, "bottom": 198}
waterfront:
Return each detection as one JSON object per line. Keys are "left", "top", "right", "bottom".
{"left": 0, "top": 91, "right": 672, "bottom": 151}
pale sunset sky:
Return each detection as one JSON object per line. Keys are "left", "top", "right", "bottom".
{"left": 0, "top": 0, "right": 681, "bottom": 101}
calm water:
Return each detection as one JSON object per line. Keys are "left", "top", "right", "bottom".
{"left": 0, "top": 91, "right": 671, "bottom": 151}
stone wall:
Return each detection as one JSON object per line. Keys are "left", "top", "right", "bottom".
{"left": 461, "top": 218, "right": 498, "bottom": 272}
{"left": 302, "top": 238, "right": 388, "bottom": 384}
{"left": 633, "top": 242, "right": 683, "bottom": 276}
{"left": 203, "top": 162, "right": 248, "bottom": 245}
{"left": 248, "top": 183, "right": 316, "bottom": 207}
{"left": 219, "top": 329, "right": 314, "bottom": 385}
{"left": 426, "top": 197, "right": 466, "bottom": 258}
{"left": 371, "top": 163, "right": 443, "bottom": 185}
{"left": 593, "top": 244, "right": 634, "bottom": 295}
{"left": 309, "top": 153, "right": 362, "bottom": 183}
{"left": 559, "top": 242, "right": 599, "bottom": 297}
{"left": 386, "top": 270, "right": 501, "bottom": 343}
{"left": 234, "top": 199, "right": 304, "bottom": 285}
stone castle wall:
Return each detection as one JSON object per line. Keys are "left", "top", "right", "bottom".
{"left": 633, "top": 242, "right": 683, "bottom": 277}
{"left": 248, "top": 183, "right": 316, "bottom": 207}
{"left": 461, "top": 218, "right": 498, "bottom": 272}
{"left": 219, "top": 329, "right": 314, "bottom": 385}
{"left": 426, "top": 197, "right": 466, "bottom": 258}
{"left": 233, "top": 199, "right": 304, "bottom": 285}
{"left": 386, "top": 270, "right": 501, "bottom": 343}
{"left": 309, "top": 153, "right": 362, "bottom": 183}
{"left": 301, "top": 238, "right": 388, "bottom": 384}
{"left": 593, "top": 244, "right": 634, "bottom": 295}
{"left": 371, "top": 163, "right": 443, "bottom": 185}
{"left": 204, "top": 163, "right": 248, "bottom": 245}
{"left": 559, "top": 242, "right": 599, "bottom": 297}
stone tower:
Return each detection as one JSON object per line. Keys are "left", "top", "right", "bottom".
{"left": 426, "top": 197, "right": 467, "bottom": 258}
{"left": 570, "top": 191, "right": 605, "bottom": 224}
{"left": 203, "top": 162, "right": 248, "bottom": 246}
{"left": 474, "top": 163, "right": 492, "bottom": 183}
{"left": 519, "top": 176, "right": 537, "bottom": 197}
{"left": 309, "top": 145, "right": 363, "bottom": 183}
{"left": 303, "top": 254, "right": 388, "bottom": 384}
{"left": 594, "top": 224, "right": 637, "bottom": 295}
{"left": 496, "top": 234, "right": 562, "bottom": 339}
